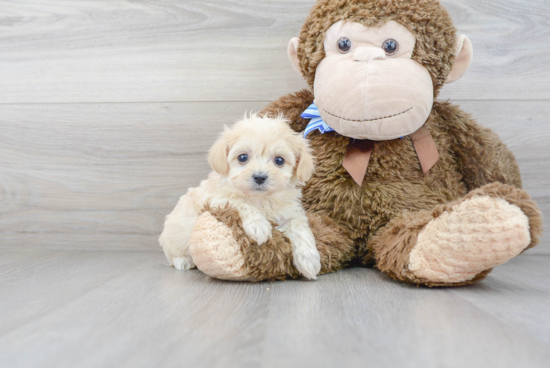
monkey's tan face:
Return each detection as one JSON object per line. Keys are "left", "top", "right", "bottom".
{"left": 313, "top": 21, "right": 434, "bottom": 141}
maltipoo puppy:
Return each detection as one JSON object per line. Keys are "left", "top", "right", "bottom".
{"left": 159, "top": 114, "right": 321, "bottom": 279}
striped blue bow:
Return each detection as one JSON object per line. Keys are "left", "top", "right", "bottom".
{"left": 301, "top": 103, "right": 335, "bottom": 137}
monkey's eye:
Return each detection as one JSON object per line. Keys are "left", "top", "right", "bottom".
{"left": 382, "top": 39, "right": 398, "bottom": 55}
{"left": 238, "top": 154, "right": 248, "bottom": 163}
{"left": 274, "top": 157, "right": 285, "bottom": 166}
{"left": 337, "top": 37, "right": 352, "bottom": 53}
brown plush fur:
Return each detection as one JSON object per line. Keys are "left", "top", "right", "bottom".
{"left": 297, "top": 0, "right": 457, "bottom": 96}
{"left": 308, "top": 212, "right": 357, "bottom": 274}
{"left": 369, "top": 208, "right": 436, "bottom": 285}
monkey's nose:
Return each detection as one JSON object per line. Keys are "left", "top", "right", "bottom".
{"left": 353, "top": 47, "right": 386, "bottom": 62}
{"left": 253, "top": 174, "right": 268, "bottom": 185}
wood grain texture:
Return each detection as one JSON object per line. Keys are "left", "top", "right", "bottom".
{"left": 1, "top": 100, "right": 548, "bottom": 252}
{"left": 448, "top": 255, "right": 550, "bottom": 346}
{"left": 0, "top": 0, "right": 310, "bottom": 103}
{"left": 0, "top": 249, "right": 549, "bottom": 368}
{"left": 0, "top": 102, "right": 265, "bottom": 250}
{"left": 439, "top": 0, "right": 550, "bottom": 101}
{"left": 0, "top": 0, "right": 549, "bottom": 103}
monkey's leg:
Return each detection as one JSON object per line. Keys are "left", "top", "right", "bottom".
{"left": 189, "top": 205, "right": 355, "bottom": 281}
{"left": 370, "top": 182, "right": 542, "bottom": 287}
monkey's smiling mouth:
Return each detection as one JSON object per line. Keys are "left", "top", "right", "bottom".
{"left": 322, "top": 107, "right": 413, "bottom": 122}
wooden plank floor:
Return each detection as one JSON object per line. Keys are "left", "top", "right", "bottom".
{"left": 0, "top": 248, "right": 549, "bottom": 368}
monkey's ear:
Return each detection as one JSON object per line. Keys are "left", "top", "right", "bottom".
{"left": 208, "top": 127, "right": 231, "bottom": 175}
{"left": 287, "top": 37, "right": 303, "bottom": 77}
{"left": 446, "top": 35, "right": 473, "bottom": 84}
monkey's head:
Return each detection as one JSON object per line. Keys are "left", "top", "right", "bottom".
{"left": 288, "top": 0, "right": 473, "bottom": 140}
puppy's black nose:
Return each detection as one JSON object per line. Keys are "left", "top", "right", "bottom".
{"left": 253, "top": 174, "right": 268, "bottom": 185}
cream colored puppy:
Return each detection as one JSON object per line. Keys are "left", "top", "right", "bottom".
{"left": 159, "top": 114, "right": 321, "bottom": 279}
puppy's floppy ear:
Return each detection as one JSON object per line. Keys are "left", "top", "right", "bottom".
{"left": 294, "top": 135, "right": 315, "bottom": 182}
{"left": 208, "top": 127, "right": 231, "bottom": 175}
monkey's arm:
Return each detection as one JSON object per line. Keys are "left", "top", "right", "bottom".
{"left": 435, "top": 101, "right": 522, "bottom": 191}
{"left": 260, "top": 89, "right": 314, "bottom": 133}
{"left": 189, "top": 204, "right": 355, "bottom": 281}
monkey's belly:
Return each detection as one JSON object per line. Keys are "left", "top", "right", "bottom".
{"left": 305, "top": 178, "right": 461, "bottom": 235}
{"left": 302, "top": 120, "right": 467, "bottom": 243}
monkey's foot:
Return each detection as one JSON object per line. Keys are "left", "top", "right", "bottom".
{"left": 407, "top": 195, "right": 531, "bottom": 284}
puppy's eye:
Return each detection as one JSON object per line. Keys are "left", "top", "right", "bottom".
{"left": 274, "top": 157, "right": 285, "bottom": 166}
{"left": 337, "top": 37, "right": 352, "bottom": 53}
{"left": 238, "top": 154, "right": 248, "bottom": 163}
{"left": 382, "top": 39, "right": 398, "bottom": 55}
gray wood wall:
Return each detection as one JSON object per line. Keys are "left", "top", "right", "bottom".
{"left": 1, "top": 0, "right": 548, "bottom": 253}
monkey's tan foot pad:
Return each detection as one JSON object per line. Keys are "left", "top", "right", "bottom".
{"left": 408, "top": 196, "right": 531, "bottom": 284}
{"left": 189, "top": 211, "right": 251, "bottom": 281}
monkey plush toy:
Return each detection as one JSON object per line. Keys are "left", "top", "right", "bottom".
{"left": 187, "top": 0, "right": 543, "bottom": 286}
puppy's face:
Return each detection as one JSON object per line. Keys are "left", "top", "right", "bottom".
{"left": 208, "top": 115, "right": 315, "bottom": 195}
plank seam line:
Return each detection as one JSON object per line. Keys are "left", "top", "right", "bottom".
{"left": 0, "top": 99, "right": 549, "bottom": 106}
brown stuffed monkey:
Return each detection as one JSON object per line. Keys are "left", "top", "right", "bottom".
{"left": 187, "top": 0, "right": 543, "bottom": 286}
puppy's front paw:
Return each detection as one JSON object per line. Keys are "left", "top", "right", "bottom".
{"left": 293, "top": 246, "right": 321, "bottom": 280}
{"left": 173, "top": 256, "right": 196, "bottom": 270}
{"left": 242, "top": 216, "right": 272, "bottom": 245}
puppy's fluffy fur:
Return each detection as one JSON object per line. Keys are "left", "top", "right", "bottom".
{"left": 159, "top": 114, "right": 321, "bottom": 279}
